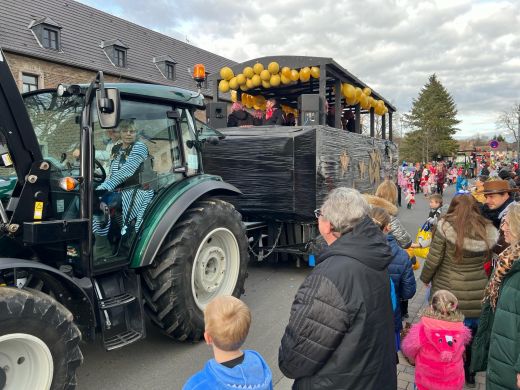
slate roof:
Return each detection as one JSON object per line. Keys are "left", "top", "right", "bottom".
{"left": 0, "top": 0, "right": 237, "bottom": 95}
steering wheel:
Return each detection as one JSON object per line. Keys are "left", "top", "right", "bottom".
{"left": 94, "top": 159, "right": 106, "bottom": 183}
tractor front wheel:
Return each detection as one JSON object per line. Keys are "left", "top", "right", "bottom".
{"left": 143, "top": 199, "right": 248, "bottom": 341}
{"left": 0, "top": 287, "right": 82, "bottom": 390}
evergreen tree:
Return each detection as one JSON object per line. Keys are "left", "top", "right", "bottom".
{"left": 401, "top": 74, "right": 460, "bottom": 162}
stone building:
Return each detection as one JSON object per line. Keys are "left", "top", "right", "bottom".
{"left": 0, "top": 0, "right": 235, "bottom": 106}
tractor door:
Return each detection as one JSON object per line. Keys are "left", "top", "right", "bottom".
{"left": 91, "top": 99, "right": 195, "bottom": 272}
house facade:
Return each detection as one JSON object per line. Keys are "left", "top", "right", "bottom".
{"left": 0, "top": 0, "right": 235, "bottom": 113}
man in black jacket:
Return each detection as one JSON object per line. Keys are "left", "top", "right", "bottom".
{"left": 278, "top": 188, "right": 397, "bottom": 390}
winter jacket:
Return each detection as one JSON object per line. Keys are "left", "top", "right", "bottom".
{"left": 387, "top": 235, "right": 416, "bottom": 331}
{"left": 264, "top": 107, "right": 284, "bottom": 125}
{"left": 183, "top": 350, "right": 273, "bottom": 390}
{"left": 364, "top": 194, "right": 412, "bottom": 249}
{"left": 472, "top": 260, "right": 520, "bottom": 389}
{"left": 401, "top": 316, "right": 472, "bottom": 390}
{"left": 420, "top": 219, "right": 499, "bottom": 318}
{"left": 278, "top": 216, "right": 397, "bottom": 390}
{"left": 227, "top": 110, "right": 254, "bottom": 127}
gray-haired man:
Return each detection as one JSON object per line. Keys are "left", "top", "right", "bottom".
{"left": 279, "top": 187, "right": 397, "bottom": 389}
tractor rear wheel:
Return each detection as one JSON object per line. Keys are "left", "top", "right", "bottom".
{"left": 0, "top": 287, "right": 82, "bottom": 390}
{"left": 143, "top": 199, "right": 248, "bottom": 341}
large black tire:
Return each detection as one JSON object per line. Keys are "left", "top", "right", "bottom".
{"left": 142, "top": 198, "right": 248, "bottom": 341}
{"left": 0, "top": 287, "right": 83, "bottom": 390}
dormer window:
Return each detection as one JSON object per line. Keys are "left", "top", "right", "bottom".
{"left": 30, "top": 17, "right": 62, "bottom": 51}
{"left": 101, "top": 39, "right": 129, "bottom": 68}
{"left": 153, "top": 55, "right": 177, "bottom": 81}
{"left": 166, "top": 63, "right": 175, "bottom": 80}
{"left": 43, "top": 28, "right": 58, "bottom": 49}
{"left": 114, "top": 47, "right": 126, "bottom": 67}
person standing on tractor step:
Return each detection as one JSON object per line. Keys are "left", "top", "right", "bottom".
{"left": 278, "top": 188, "right": 397, "bottom": 390}
{"left": 183, "top": 296, "right": 273, "bottom": 390}
{"left": 95, "top": 119, "right": 154, "bottom": 237}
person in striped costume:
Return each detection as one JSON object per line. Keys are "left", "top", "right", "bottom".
{"left": 94, "top": 119, "right": 154, "bottom": 248}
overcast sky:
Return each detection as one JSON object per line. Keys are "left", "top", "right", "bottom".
{"left": 77, "top": 0, "right": 519, "bottom": 139}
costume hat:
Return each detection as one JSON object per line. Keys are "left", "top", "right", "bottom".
{"left": 482, "top": 180, "right": 519, "bottom": 195}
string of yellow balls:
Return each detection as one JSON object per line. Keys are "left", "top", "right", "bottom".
{"left": 218, "top": 62, "right": 387, "bottom": 116}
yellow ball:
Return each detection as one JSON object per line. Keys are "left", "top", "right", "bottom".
{"left": 240, "top": 84, "right": 249, "bottom": 91}
{"left": 268, "top": 62, "right": 280, "bottom": 75}
{"left": 290, "top": 69, "right": 300, "bottom": 81}
{"left": 260, "top": 69, "right": 271, "bottom": 81}
{"left": 236, "top": 74, "right": 246, "bottom": 85}
{"left": 363, "top": 87, "right": 372, "bottom": 96}
{"left": 262, "top": 80, "right": 271, "bottom": 89}
{"left": 228, "top": 77, "right": 238, "bottom": 90}
{"left": 220, "top": 66, "right": 234, "bottom": 81}
{"left": 230, "top": 90, "right": 237, "bottom": 102}
{"left": 281, "top": 74, "right": 291, "bottom": 85}
{"left": 218, "top": 80, "right": 230, "bottom": 93}
{"left": 360, "top": 94, "right": 370, "bottom": 109}
{"left": 253, "top": 63, "right": 264, "bottom": 75}
{"left": 270, "top": 74, "right": 281, "bottom": 87}
{"left": 255, "top": 95, "right": 266, "bottom": 106}
{"left": 342, "top": 84, "right": 355, "bottom": 99}
{"left": 246, "top": 78, "right": 254, "bottom": 89}
{"left": 355, "top": 87, "right": 363, "bottom": 100}
{"left": 251, "top": 74, "right": 262, "bottom": 87}
{"left": 299, "top": 67, "right": 311, "bottom": 82}
{"left": 346, "top": 96, "right": 358, "bottom": 106}
{"left": 243, "top": 66, "right": 254, "bottom": 79}
{"left": 310, "top": 66, "right": 320, "bottom": 79}
{"left": 281, "top": 67, "right": 291, "bottom": 78}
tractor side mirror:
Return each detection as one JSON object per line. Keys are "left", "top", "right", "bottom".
{"left": 96, "top": 88, "right": 120, "bottom": 128}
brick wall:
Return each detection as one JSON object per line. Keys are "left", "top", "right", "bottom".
{"left": 4, "top": 51, "right": 131, "bottom": 91}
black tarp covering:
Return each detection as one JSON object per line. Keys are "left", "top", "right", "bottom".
{"left": 202, "top": 125, "right": 398, "bottom": 222}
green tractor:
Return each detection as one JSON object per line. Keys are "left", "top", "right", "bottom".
{"left": 0, "top": 49, "right": 248, "bottom": 389}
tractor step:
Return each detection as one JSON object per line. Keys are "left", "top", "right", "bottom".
{"left": 93, "top": 271, "right": 146, "bottom": 351}
{"left": 104, "top": 329, "right": 143, "bottom": 351}
{"left": 99, "top": 293, "right": 136, "bottom": 309}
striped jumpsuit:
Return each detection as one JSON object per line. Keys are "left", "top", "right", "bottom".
{"left": 94, "top": 141, "right": 154, "bottom": 236}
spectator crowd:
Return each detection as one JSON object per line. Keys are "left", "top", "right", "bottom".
{"left": 182, "top": 158, "right": 520, "bottom": 390}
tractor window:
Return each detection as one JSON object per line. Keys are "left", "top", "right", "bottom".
{"left": 177, "top": 108, "right": 199, "bottom": 176}
{"left": 93, "top": 99, "right": 182, "bottom": 192}
{"left": 23, "top": 92, "right": 83, "bottom": 173}
{"left": 24, "top": 91, "right": 83, "bottom": 220}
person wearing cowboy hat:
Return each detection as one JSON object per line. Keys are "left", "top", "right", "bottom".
{"left": 481, "top": 179, "right": 519, "bottom": 270}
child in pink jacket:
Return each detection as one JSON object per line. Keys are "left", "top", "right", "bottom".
{"left": 401, "top": 290, "right": 472, "bottom": 390}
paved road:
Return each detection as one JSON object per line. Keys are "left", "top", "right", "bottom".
{"left": 77, "top": 184, "right": 441, "bottom": 390}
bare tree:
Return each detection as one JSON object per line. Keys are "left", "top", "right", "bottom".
{"left": 496, "top": 102, "right": 520, "bottom": 157}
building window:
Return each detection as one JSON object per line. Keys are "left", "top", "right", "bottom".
{"left": 166, "top": 63, "right": 175, "bottom": 80}
{"left": 42, "top": 28, "right": 59, "bottom": 49}
{"left": 30, "top": 17, "right": 62, "bottom": 51}
{"left": 114, "top": 47, "right": 126, "bottom": 67}
{"left": 22, "top": 74, "right": 39, "bottom": 93}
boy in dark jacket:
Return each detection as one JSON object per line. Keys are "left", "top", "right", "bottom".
{"left": 183, "top": 296, "right": 272, "bottom": 390}
{"left": 279, "top": 188, "right": 397, "bottom": 390}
